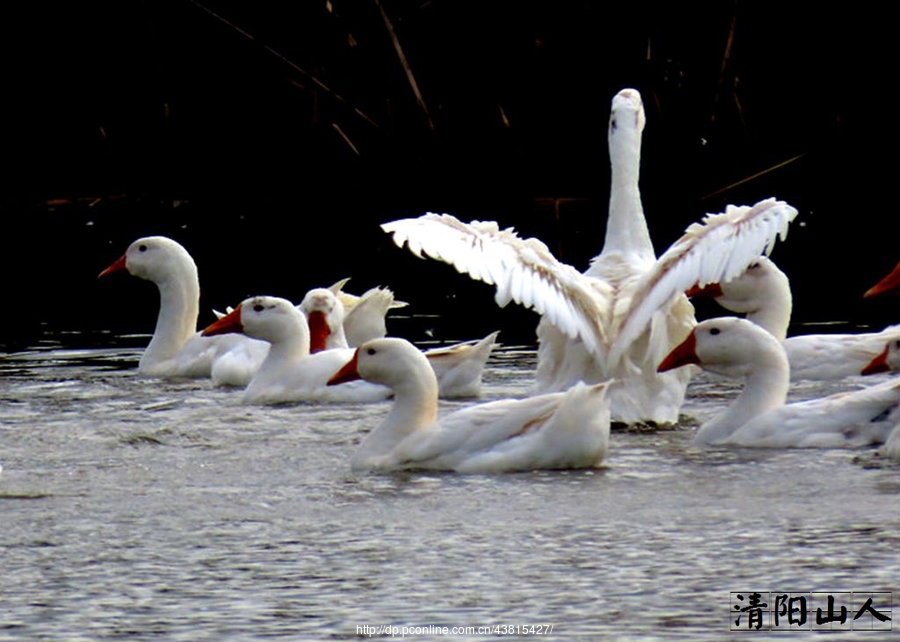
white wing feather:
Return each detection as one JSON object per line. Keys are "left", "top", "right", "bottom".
{"left": 609, "top": 198, "right": 799, "bottom": 362}
{"left": 382, "top": 214, "right": 612, "bottom": 357}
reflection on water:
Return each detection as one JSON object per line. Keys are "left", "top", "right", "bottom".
{"left": 1, "top": 339, "right": 898, "bottom": 640}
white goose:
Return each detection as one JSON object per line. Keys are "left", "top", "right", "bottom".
{"left": 299, "top": 287, "right": 499, "bottom": 398}
{"left": 299, "top": 286, "right": 391, "bottom": 353}
{"left": 657, "top": 317, "right": 900, "bottom": 447}
{"left": 209, "top": 280, "right": 403, "bottom": 387}
{"left": 686, "top": 256, "right": 900, "bottom": 380}
{"left": 202, "top": 296, "right": 391, "bottom": 404}
{"left": 863, "top": 262, "right": 900, "bottom": 462}
{"left": 382, "top": 88, "right": 798, "bottom": 425}
{"left": 98, "top": 236, "right": 268, "bottom": 379}
{"left": 327, "top": 337, "right": 611, "bottom": 473}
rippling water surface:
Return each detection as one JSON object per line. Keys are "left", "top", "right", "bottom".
{"left": 1, "top": 338, "right": 898, "bottom": 640}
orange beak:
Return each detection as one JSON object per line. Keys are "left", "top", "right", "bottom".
{"left": 201, "top": 304, "right": 244, "bottom": 337}
{"left": 658, "top": 330, "right": 700, "bottom": 372}
{"left": 685, "top": 282, "right": 724, "bottom": 298}
{"left": 327, "top": 349, "right": 361, "bottom": 385}
{"left": 98, "top": 254, "right": 128, "bottom": 279}
{"left": 864, "top": 261, "right": 900, "bottom": 298}
{"left": 861, "top": 345, "right": 891, "bottom": 376}
{"left": 306, "top": 310, "right": 330, "bottom": 354}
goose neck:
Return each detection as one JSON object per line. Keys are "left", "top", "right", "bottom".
{"left": 142, "top": 273, "right": 201, "bottom": 366}
{"left": 604, "top": 130, "right": 654, "bottom": 258}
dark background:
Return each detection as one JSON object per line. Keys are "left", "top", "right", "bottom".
{"left": 3, "top": 1, "right": 896, "bottom": 350}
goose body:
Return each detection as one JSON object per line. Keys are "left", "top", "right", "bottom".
{"left": 658, "top": 317, "right": 900, "bottom": 448}
{"left": 382, "top": 89, "right": 798, "bottom": 425}
{"left": 688, "top": 257, "right": 900, "bottom": 380}
{"left": 327, "top": 338, "right": 611, "bottom": 473}
{"left": 99, "top": 236, "right": 268, "bottom": 379}
{"left": 300, "top": 287, "right": 498, "bottom": 398}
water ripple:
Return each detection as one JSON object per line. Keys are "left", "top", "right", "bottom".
{"left": 0, "top": 346, "right": 897, "bottom": 639}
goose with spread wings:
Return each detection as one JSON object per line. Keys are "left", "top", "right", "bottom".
{"left": 381, "top": 89, "right": 798, "bottom": 425}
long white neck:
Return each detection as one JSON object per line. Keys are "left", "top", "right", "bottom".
{"left": 141, "top": 267, "right": 201, "bottom": 369}
{"left": 354, "top": 359, "right": 439, "bottom": 466}
{"left": 745, "top": 297, "right": 791, "bottom": 342}
{"left": 258, "top": 319, "right": 311, "bottom": 373}
{"left": 603, "top": 115, "right": 654, "bottom": 259}
{"left": 696, "top": 348, "right": 789, "bottom": 444}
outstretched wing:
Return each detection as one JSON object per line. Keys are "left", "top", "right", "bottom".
{"left": 382, "top": 213, "right": 612, "bottom": 357}
{"left": 610, "top": 198, "right": 799, "bottom": 362}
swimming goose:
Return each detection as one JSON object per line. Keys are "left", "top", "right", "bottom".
{"left": 382, "top": 88, "right": 798, "bottom": 425}
{"left": 202, "top": 296, "right": 391, "bottom": 404}
{"left": 98, "top": 236, "right": 268, "bottom": 379}
{"left": 209, "top": 281, "right": 403, "bottom": 386}
{"left": 686, "top": 256, "right": 900, "bottom": 380}
{"left": 327, "top": 337, "right": 611, "bottom": 473}
{"left": 299, "top": 286, "right": 400, "bottom": 353}
{"left": 658, "top": 317, "right": 900, "bottom": 448}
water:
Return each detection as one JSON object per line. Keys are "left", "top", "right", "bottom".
{"left": 1, "top": 339, "right": 898, "bottom": 640}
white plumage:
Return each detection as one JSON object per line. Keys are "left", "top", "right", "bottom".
{"left": 321, "top": 278, "right": 407, "bottom": 349}
{"left": 327, "top": 337, "right": 611, "bottom": 473}
{"left": 382, "top": 88, "right": 797, "bottom": 424}
{"left": 202, "top": 296, "right": 391, "bottom": 404}
{"left": 98, "top": 236, "right": 268, "bottom": 380}
{"left": 299, "top": 286, "right": 499, "bottom": 398}
{"left": 688, "top": 256, "right": 900, "bottom": 380}
{"left": 659, "top": 317, "right": 900, "bottom": 448}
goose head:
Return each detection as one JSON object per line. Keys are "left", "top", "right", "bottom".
{"left": 861, "top": 338, "right": 900, "bottom": 375}
{"left": 99, "top": 236, "right": 197, "bottom": 285}
{"left": 684, "top": 257, "right": 792, "bottom": 341}
{"left": 298, "top": 288, "right": 345, "bottom": 353}
{"left": 329, "top": 337, "right": 431, "bottom": 389}
{"left": 609, "top": 88, "right": 645, "bottom": 139}
{"left": 687, "top": 257, "right": 788, "bottom": 314}
{"left": 658, "top": 317, "right": 787, "bottom": 379}
{"left": 865, "top": 261, "right": 900, "bottom": 298}
{"left": 202, "top": 296, "right": 305, "bottom": 344}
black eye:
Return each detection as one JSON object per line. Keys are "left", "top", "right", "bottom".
{"left": 609, "top": 118, "right": 617, "bottom": 132}
{"left": 710, "top": 328, "right": 721, "bottom": 336}
{"left": 894, "top": 340, "right": 900, "bottom": 348}
{"left": 138, "top": 244, "right": 147, "bottom": 252}
{"left": 253, "top": 304, "right": 264, "bottom": 312}
{"left": 748, "top": 262, "right": 759, "bottom": 270}
{"left": 367, "top": 348, "right": 376, "bottom": 356}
